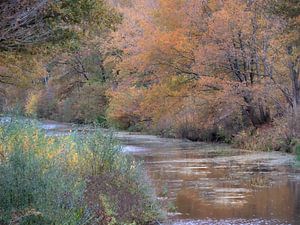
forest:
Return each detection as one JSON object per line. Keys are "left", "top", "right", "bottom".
{"left": 0, "top": 0, "right": 299, "bottom": 151}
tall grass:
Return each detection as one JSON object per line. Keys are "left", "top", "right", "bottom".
{"left": 0, "top": 121, "right": 91, "bottom": 224}
{"left": 0, "top": 120, "right": 161, "bottom": 224}
{"left": 296, "top": 144, "right": 300, "bottom": 162}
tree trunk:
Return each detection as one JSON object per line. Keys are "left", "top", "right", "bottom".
{"left": 287, "top": 47, "right": 300, "bottom": 113}
{"left": 287, "top": 45, "right": 300, "bottom": 137}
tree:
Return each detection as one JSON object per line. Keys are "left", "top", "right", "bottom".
{"left": 271, "top": 0, "right": 300, "bottom": 110}
{"left": 0, "top": 0, "right": 120, "bottom": 51}
{"left": 0, "top": 0, "right": 121, "bottom": 112}
{"left": 108, "top": 0, "right": 298, "bottom": 142}
{"left": 265, "top": 0, "right": 300, "bottom": 137}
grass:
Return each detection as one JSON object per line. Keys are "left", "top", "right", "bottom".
{"left": 295, "top": 144, "right": 300, "bottom": 167}
{"left": 0, "top": 119, "right": 162, "bottom": 224}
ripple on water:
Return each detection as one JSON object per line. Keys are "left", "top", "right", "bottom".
{"left": 164, "top": 218, "right": 290, "bottom": 225}
{"left": 38, "top": 120, "right": 300, "bottom": 225}
{"left": 122, "top": 145, "right": 148, "bottom": 153}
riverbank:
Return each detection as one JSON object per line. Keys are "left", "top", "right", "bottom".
{"left": 37, "top": 119, "right": 300, "bottom": 224}
{"left": 1, "top": 117, "right": 300, "bottom": 224}
{"left": 0, "top": 119, "right": 162, "bottom": 224}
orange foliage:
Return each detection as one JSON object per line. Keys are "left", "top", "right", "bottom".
{"left": 107, "top": 0, "right": 298, "bottom": 143}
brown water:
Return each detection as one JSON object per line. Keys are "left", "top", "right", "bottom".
{"left": 41, "top": 121, "right": 300, "bottom": 225}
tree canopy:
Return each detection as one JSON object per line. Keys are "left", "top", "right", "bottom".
{"left": 1, "top": 0, "right": 299, "bottom": 150}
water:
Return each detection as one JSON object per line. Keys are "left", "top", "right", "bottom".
{"left": 40, "top": 121, "right": 300, "bottom": 225}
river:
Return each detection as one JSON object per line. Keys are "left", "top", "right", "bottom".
{"left": 40, "top": 120, "right": 300, "bottom": 225}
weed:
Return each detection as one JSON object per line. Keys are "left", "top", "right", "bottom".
{"left": 0, "top": 120, "right": 162, "bottom": 224}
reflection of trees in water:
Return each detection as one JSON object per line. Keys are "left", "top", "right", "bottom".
{"left": 289, "top": 180, "right": 300, "bottom": 223}
{"left": 126, "top": 135, "right": 300, "bottom": 223}
{"left": 176, "top": 188, "right": 251, "bottom": 219}
{"left": 174, "top": 182, "right": 298, "bottom": 223}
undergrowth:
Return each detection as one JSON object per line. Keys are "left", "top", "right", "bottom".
{"left": 0, "top": 120, "right": 162, "bottom": 224}
{"left": 296, "top": 144, "right": 300, "bottom": 163}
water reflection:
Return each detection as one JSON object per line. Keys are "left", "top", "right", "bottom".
{"left": 40, "top": 121, "right": 300, "bottom": 225}
{"left": 175, "top": 184, "right": 297, "bottom": 221}
{"left": 122, "top": 136, "right": 299, "bottom": 224}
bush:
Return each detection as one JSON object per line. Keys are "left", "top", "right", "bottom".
{"left": 296, "top": 145, "right": 300, "bottom": 162}
{"left": 56, "top": 84, "right": 108, "bottom": 124}
{"left": 233, "top": 117, "right": 293, "bottom": 152}
{"left": 0, "top": 121, "right": 89, "bottom": 224}
{"left": 107, "top": 87, "right": 145, "bottom": 130}
{"left": 73, "top": 129, "right": 162, "bottom": 224}
{"left": 24, "top": 91, "right": 41, "bottom": 117}
{"left": 0, "top": 120, "right": 162, "bottom": 224}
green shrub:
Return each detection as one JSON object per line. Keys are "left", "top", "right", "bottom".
{"left": 0, "top": 120, "right": 162, "bottom": 225}
{"left": 0, "top": 121, "right": 90, "bottom": 224}
{"left": 296, "top": 144, "right": 300, "bottom": 162}
{"left": 72, "top": 129, "right": 163, "bottom": 224}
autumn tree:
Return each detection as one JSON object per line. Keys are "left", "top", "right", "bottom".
{"left": 265, "top": 0, "right": 300, "bottom": 138}
{"left": 271, "top": 0, "right": 300, "bottom": 110}
{"left": 0, "top": 0, "right": 119, "bottom": 51}
{"left": 0, "top": 0, "right": 120, "bottom": 113}
{"left": 108, "top": 0, "right": 299, "bottom": 144}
